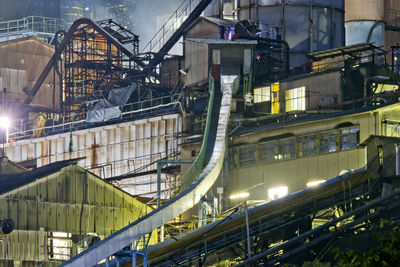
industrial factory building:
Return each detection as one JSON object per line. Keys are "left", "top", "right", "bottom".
{"left": 1, "top": 0, "right": 400, "bottom": 266}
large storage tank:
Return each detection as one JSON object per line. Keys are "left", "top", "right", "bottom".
{"left": 384, "top": 0, "right": 400, "bottom": 55}
{"left": 345, "top": 0, "right": 385, "bottom": 47}
{"left": 235, "top": 0, "right": 345, "bottom": 67}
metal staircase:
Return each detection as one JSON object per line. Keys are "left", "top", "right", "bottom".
{"left": 141, "top": 0, "right": 213, "bottom": 66}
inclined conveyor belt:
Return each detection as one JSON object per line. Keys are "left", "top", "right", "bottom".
{"left": 60, "top": 76, "right": 234, "bottom": 266}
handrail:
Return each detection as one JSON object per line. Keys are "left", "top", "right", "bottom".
{"left": 8, "top": 94, "right": 181, "bottom": 141}
{"left": 141, "top": 0, "right": 200, "bottom": 53}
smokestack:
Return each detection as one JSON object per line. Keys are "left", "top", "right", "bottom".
{"left": 204, "top": 0, "right": 223, "bottom": 18}
{"left": 345, "top": 0, "right": 385, "bottom": 47}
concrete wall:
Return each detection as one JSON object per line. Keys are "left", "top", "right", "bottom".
{"left": 5, "top": 114, "right": 183, "bottom": 196}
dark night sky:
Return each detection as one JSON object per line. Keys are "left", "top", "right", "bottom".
{"left": 0, "top": 0, "right": 61, "bottom": 21}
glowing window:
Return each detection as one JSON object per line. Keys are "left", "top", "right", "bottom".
{"left": 268, "top": 186, "right": 288, "bottom": 200}
{"left": 285, "top": 86, "right": 306, "bottom": 112}
{"left": 254, "top": 86, "right": 271, "bottom": 103}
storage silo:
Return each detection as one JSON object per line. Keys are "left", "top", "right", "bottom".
{"left": 345, "top": 0, "right": 385, "bottom": 47}
{"left": 234, "top": 0, "right": 345, "bottom": 68}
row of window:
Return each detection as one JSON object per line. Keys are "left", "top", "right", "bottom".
{"left": 235, "top": 127, "right": 360, "bottom": 168}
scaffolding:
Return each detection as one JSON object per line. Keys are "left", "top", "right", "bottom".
{"left": 32, "top": 18, "right": 142, "bottom": 117}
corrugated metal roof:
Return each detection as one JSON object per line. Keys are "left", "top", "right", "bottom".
{"left": 185, "top": 38, "right": 257, "bottom": 45}
{"left": 0, "top": 158, "right": 83, "bottom": 195}
{"left": 308, "top": 43, "right": 380, "bottom": 61}
{"left": 0, "top": 35, "right": 54, "bottom": 49}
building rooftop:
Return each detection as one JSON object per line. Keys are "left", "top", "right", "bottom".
{"left": 0, "top": 158, "right": 82, "bottom": 194}
{"left": 185, "top": 38, "right": 257, "bottom": 45}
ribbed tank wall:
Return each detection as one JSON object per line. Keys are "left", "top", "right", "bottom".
{"left": 236, "top": 0, "right": 345, "bottom": 67}
{"left": 385, "top": 0, "right": 400, "bottom": 54}
{"left": 345, "top": 0, "right": 384, "bottom": 22}
{"left": 345, "top": 0, "right": 384, "bottom": 47}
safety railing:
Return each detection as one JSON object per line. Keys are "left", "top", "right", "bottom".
{"left": 8, "top": 94, "right": 182, "bottom": 141}
{"left": 141, "top": 0, "right": 201, "bottom": 53}
{"left": 0, "top": 16, "right": 65, "bottom": 40}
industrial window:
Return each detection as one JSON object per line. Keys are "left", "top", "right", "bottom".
{"left": 319, "top": 132, "right": 338, "bottom": 154}
{"left": 238, "top": 145, "right": 257, "bottom": 167}
{"left": 285, "top": 86, "right": 306, "bottom": 112}
{"left": 341, "top": 127, "right": 359, "bottom": 150}
{"left": 260, "top": 142, "right": 276, "bottom": 163}
{"left": 278, "top": 139, "right": 296, "bottom": 160}
{"left": 299, "top": 135, "right": 317, "bottom": 157}
{"left": 387, "top": 123, "right": 400, "bottom": 137}
{"left": 254, "top": 86, "right": 271, "bottom": 103}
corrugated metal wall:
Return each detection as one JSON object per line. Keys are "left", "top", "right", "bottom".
{"left": 5, "top": 114, "right": 182, "bottom": 196}
{"left": 0, "top": 165, "right": 153, "bottom": 236}
{"left": 0, "top": 229, "right": 47, "bottom": 262}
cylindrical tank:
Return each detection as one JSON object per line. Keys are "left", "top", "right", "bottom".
{"left": 385, "top": 0, "right": 400, "bottom": 54}
{"left": 345, "top": 0, "right": 385, "bottom": 47}
{"left": 235, "top": 0, "right": 345, "bottom": 67}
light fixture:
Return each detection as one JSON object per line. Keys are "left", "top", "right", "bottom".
{"left": 0, "top": 116, "right": 10, "bottom": 129}
{"left": 268, "top": 186, "right": 288, "bottom": 200}
{"left": 229, "top": 192, "right": 249, "bottom": 200}
{"left": 307, "top": 180, "right": 326, "bottom": 187}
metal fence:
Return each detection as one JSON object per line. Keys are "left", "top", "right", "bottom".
{"left": 8, "top": 94, "right": 182, "bottom": 141}
{"left": 0, "top": 16, "right": 65, "bottom": 41}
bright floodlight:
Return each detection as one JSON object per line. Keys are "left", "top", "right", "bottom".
{"left": 268, "top": 186, "right": 288, "bottom": 200}
{"left": 229, "top": 192, "right": 249, "bottom": 200}
{"left": 0, "top": 116, "right": 10, "bottom": 129}
{"left": 307, "top": 180, "right": 326, "bottom": 187}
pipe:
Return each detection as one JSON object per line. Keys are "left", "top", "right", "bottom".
{"left": 396, "top": 144, "right": 400, "bottom": 176}
{"left": 366, "top": 21, "right": 382, "bottom": 43}
{"left": 236, "top": 189, "right": 400, "bottom": 266}
{"left": 0, "top": 218, "right": 14, "bottom": 234}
